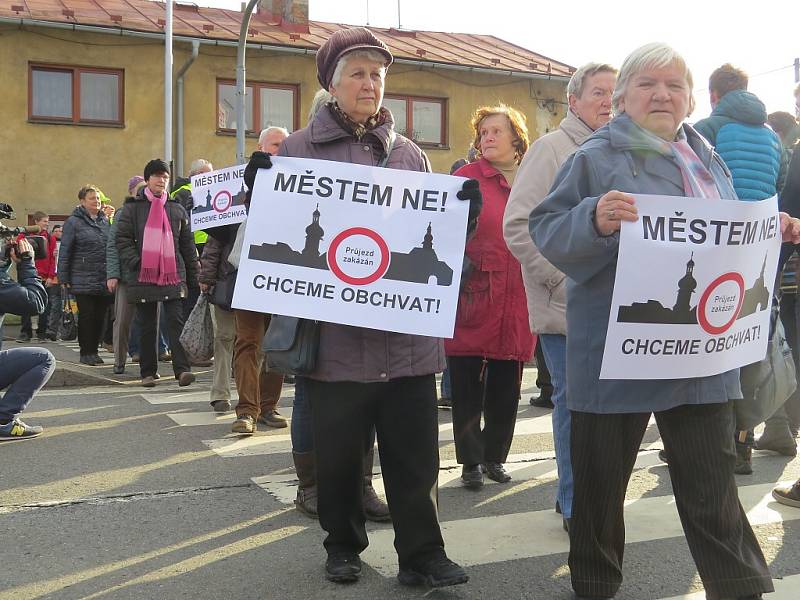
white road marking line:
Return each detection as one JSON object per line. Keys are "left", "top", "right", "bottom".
{"left": 359, "top": 481, "right": 800, "bottom": 576}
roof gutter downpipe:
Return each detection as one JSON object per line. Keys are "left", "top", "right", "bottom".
{"left": 236, "top": 0, "right": 261, "bottom": 165}
{"left": 175, "top": 40, "right": 200, "bottom": 176}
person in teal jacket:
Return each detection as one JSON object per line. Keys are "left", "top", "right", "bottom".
{"left": 694, "top": 64, "right": 784, "bottom": 199}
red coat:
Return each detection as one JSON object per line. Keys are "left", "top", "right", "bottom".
{"left": 16, "top": 231, "right": 57, "bottom": 279}
{"left": 445, "top": 158, "right": 535, "bottom": 362}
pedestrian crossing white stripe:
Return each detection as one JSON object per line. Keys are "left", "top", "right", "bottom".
{"left": 359, "top": 481, "right": 800, "bottom": 576}
{"left": 164, "top": 400, "right": 534, "bottom": 424}
{"left": 202, "top": 412, "right": 556, "bottom": 457}
{"left": 253, "top": 450, "right": 667, "bottom": 505}
{"left": 662, "top": 573, "right": 800, "bottom": 600}
{"left": 143, "top": 391, "right": 240, "bottom": 405}
{"left": 167, "top": 407, "right": 295, "bottom": 426}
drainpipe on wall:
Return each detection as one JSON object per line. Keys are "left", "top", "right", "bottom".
{"left": 236, "top": 0, "right": 262, "bottom": 165}
{"left": 175, "top": 40, "right": 200, "bottom": 177}
{"left": 164, "top": 0, "right": 173, "bottom": 164}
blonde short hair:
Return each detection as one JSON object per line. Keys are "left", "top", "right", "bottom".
{"left": 612, "top": 43, "right": 695, "bottom": 116}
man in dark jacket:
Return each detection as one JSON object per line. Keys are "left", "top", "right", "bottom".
{"left": 694, "top": 64, "right": 784, "bottom": 199}
{"left": 0, "top": 237, "right": 55, "bottom": 440}
{"left": 116, "top": 159, "right": 199, "bottom": 387}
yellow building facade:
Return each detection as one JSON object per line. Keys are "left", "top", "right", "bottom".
{"left": 0, "top": 24, "right": 568, "bottom": 225}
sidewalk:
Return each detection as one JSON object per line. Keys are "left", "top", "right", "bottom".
{"left": 1, "top": 323, "right": 213, "bottom": 388}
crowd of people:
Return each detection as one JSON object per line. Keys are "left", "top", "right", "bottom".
{"left": 3, "top": 25, "right": 800, "bottom": 599}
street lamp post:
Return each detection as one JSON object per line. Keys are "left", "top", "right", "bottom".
{"left": 236, "top": 0, "right": 262, "bottom": 165}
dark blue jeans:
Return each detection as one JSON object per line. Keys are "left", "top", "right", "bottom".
{"left": 20, "top": 284, "right": 59, "bottom": 338}
{"left": 0, "top": 347, "right": 55, "bottom": 422}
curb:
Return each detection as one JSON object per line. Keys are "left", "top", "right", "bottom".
{"left": 45, "top": 361, "right": 128, "bottom": 388}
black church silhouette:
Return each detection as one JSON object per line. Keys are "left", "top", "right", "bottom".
{"left": 193, "top": 183, "right": 247, "bottom": 214}
{"left": 616, "top": 253, "right": 771, "bottom": 324}
{"left": 248, "top": 206, "right": 454, "bottom": 286}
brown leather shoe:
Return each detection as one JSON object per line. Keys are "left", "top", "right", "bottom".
{"left": 178, "top": 372, "right": 196, "bottom": 387}
{"left": 364, "top": 447, "right": 391, "bottom": 522}
{"left": 231, "top": 415, "right": 256, "bottom": 435}
{"left": 141, "top": 376, "right": 156, "bottom": 388}
{"left": 257, "top": 409, "right": 288, "bottom": 428}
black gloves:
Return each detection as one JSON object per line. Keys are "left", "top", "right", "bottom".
{"left": 456, "top": 178, "right": 482, "bottom": 235}
{"left": 243, "top": 151, "right": 273, "bottom": 206}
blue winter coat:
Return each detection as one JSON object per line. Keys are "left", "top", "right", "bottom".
{"left": 0, "top": 256, "right": 47, "bottom": 344}
{"left": 530, "top": 114, "right": 742, "bottom": 414}
{"left": 57, "top": 206, "right": 110, "bottom": 295}
{"left": 694, "top": 90, "right": 782, "bottom": 201}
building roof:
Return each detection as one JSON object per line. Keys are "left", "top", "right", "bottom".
{"left": 0, "top": 0, "right": 574, "bottom": 78}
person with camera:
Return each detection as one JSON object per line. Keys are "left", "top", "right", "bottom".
{"left": 0, "top": 237, "right": 55, "bottom": 440}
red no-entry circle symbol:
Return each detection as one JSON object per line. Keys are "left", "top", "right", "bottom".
{"left": 213, "top": 190, "right": 233, "bottom": 213}
{"left": 697, "top": 272, "right": 745, "bottom": 335}
{"left": 327, "top": 227, "right": 390, "bottom": 286}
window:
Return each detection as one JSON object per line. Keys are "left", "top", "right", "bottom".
{"left": 217, "top": 80, "right": 299, "bottom": 134}
{"left": 383, "top": 95, "right": 447, "bottom": 147}
{"left": 29, "top": 64, "right": 123, "bottom": 125}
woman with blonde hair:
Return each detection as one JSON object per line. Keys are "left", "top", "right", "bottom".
{"left": 448, "top": 104, "right": 535, "bottom": 489}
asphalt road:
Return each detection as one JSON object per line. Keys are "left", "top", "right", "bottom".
{"left": 1, "top": 351, "right": 799, "bottom": 600}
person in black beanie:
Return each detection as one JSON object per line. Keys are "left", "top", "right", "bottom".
{"left": 115, "top": 159, "right": 198, "bottom": 387}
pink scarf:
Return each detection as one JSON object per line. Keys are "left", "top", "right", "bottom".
{"left": 139, "top": 188, "right": 180, "bottom": 285}
{"left": 670, "top": 138, "right": 722, "bottom": 200}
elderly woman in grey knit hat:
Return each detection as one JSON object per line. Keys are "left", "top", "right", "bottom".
{"left": 244, "top": 26, "right": 481, "bottom": 588}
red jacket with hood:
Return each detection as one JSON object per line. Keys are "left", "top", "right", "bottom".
{"left": 445, "top": 158, "right": 535, "bottom": 362}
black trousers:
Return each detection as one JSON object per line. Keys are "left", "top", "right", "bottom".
{"left": 569, "top": 402, "right": 773, "bottom": 599}
{"left": 449, "top": 356, "right": 522, "bottom": 465}
{"left": 73, "top": 293, "right": 112, "bottom": 356}
{"left": 136, "top": 299, "right": 190, "bottom": 378}
{"left": 306, "top": 375, "right": 445, "bottom": 566}
{"left": 534, "top": 341, "right": 553, "bottom": 399}
{"left": 776, "top": 291, "right": 800, "bottom": 429}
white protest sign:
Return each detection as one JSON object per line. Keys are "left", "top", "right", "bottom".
{"left": 190, "top": 165, "right": 248, "bottom": 231}
{"left": 600, "top": 194, "right": 781, "bottom": 380}
{"left": 231, "top": 156, "right": 468, "bottom": 338}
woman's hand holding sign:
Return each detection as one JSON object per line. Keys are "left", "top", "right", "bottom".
{"left": 779, "top": 212, "right": 800, "bottom": 244}
{"left": 594, "top": 190, "right": 638, "bottom": 236}
{"left": 244, "top": 151, "right": 274, "bottom": 203}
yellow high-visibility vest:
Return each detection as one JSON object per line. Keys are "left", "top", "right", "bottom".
{"left": 171, "top": 183, "right": 208, "bottom": 245}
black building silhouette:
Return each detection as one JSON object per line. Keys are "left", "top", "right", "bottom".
{"left": 248, "top": 207, "right": 453, "bottom": 286}
{"left": 739, "top": 254, "right": 770, "bottom": 318}
{"left": 616, "top": 253, "right": 772, "bottom": 325}
{"left": 672, "top": 252, "right": 697, "bottom": 322}
{"left": 193, "top": 183, "right": 246, "bottom": 214}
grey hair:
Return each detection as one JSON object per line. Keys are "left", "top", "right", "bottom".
{"left": 258, "top": 126, "right": 289, "bottom": 147}
{"left": 566, "top": 63, "right": 617, "bottom": 100}
{"left": 330, "top": 49, "right": 388, "bottom": 89}
{"left": 308, "top": 89, "right": 332, "bottom": 122}
{"left": 189, "top": 158, "right": 212, "bottom": 176}
{"left": 612, "top": 42, "right": 695, "bottom": 116}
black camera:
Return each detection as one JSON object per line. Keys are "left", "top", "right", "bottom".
{"left": 0, "top": 203, "right": 48, "bottom": 262}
